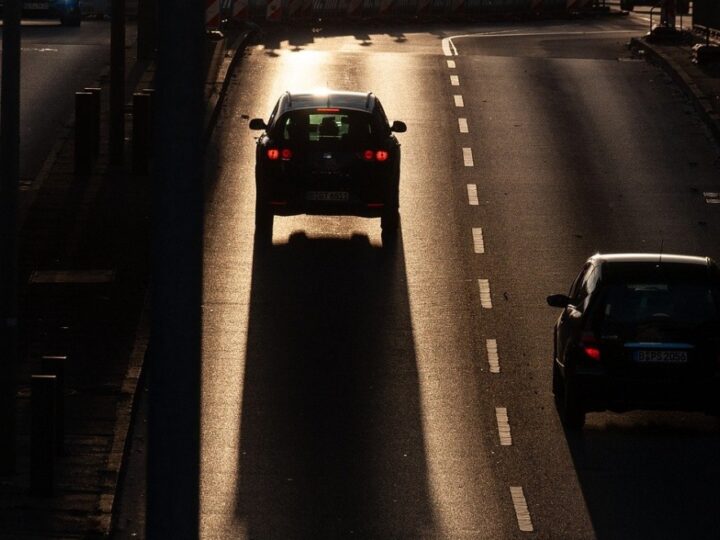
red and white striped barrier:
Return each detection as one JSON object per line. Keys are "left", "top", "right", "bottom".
{"left": 266, "top": 0, "right": 282, "bottom": 21}
{"left": 206, "top": 0, "right": 221, "bottom": 29}
{"left": 347, "top": 0, "right": 363, "bottom": 17}
{"left": 378, "top": 0, "right": 394, "bottom": 16}
{"left": 232, "top": 0, "right": 248, "bottom": 22}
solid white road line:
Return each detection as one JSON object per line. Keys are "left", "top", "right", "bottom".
{"left": 472, "top": 228, "right": 485, "bottom": 254}
{"left": 454, "top": 95, "right": 464, "bottom": 107}
{"left": 467, "top": 184, "right": 478, "bottom": 206}
{"left": 510, "top": 486, "right": 534, "bottom": 532}
{"left": 458, "top": 118, "right": 469, "bottom": 133}
{"left": 495, "top": 407, "right": 512, "bottom": 446}
{"left": 463, "top": 148, "right": 474, "bottom": 167}
{"left": 441, "top": 36, "right": 459, "bottom": 56}
{"left": 447, "top": 59, "right": 456, "bottom": 68}
{"left": 478, "top": 279, "right": 492, "bottom": 309}
{"left": 486, "top": 338, "right": 499, "bottom": 373}
{"left": 450, "top": 75, "right": 460, "bottom": 86}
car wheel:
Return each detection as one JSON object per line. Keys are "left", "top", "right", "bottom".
{"left": 254, "top": 197, "right": 273, "bottom": 241}
{"left": 559, "top": 374, "right": 585, "bottom": 430}
{"left": 381, "top": 207, "right": 399, "bottom": 232}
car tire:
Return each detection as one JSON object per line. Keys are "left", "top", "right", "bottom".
{"left": 254, "top": 197, "right": 273, "bottom": 242}
{"left": 559, "top": 374, "right": 585, "bottom": 430}
{"left": 381, "top": 207, "right": 400, "bottom": 232}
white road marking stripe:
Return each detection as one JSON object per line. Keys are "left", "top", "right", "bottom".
{"left": 441, "top": 36, "right": 458, "bottom": 56}
{"left": 472, "top": 228, "right": 485, "bottom": 254}
{"left": 454, "top": 95, "right": 464, "bottom": 107}
{"left": 478, "top": 279, "right": 492, "bottom": 309}
{"left": 467, "top": 184, "right": 478, "bottom": 206}
{"left": 447, "top": 59, "right": 456, "bottom": 68}
{"left": 496, "top": 407, "right": 512, "bottom": 446}
{"left": 463, "top": 147, "right": 473, "bottom": 167}
{"left": 450, "top": 75, "right": 460, "bottom": 86}
{"left": 510, "top": 486, "right": 534, "bottom": 532}
{"left": 458, "top": 118, "right": 469, "bottom": 133}
{"left": 486, "top": 339, "right": 499, "bottom": 373}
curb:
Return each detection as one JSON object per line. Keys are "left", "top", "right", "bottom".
{"left": 631, "top": 36, "right": 720, "bottom": 146}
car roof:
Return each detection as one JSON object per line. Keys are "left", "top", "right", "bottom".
{"left": 588, "top": 253, "right": 719, "bottom": 281}
{"left": 277, "top": 90, "right": 376, "bottom": 115}
{"left": 589, "top": 253, "right": 714, "bottom": 266}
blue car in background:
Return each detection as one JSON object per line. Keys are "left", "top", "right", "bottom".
{"left": 0, "top": 0, "right": 82, "bottom": 26}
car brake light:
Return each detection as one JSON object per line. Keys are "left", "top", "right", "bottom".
{"left": 316, "top": 108, "right": 340, "bottom": 112}
{"left": 375, "top": 150, "right": 389, "bottom": 162}
{"left": 582, "top": 345, "right": 601, "bottom": 361}
{"left": 281, "top": 148, "right": 293, "bottom": 160}
{"left": 267, "top": 148, "right": 280, "bottom": 160}
{"left": 363, "top": 150, "right": 374, "bottom": 161}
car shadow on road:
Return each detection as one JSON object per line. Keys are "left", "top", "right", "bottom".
{"left": 565, "top": 414, "right": 720, "bottom": 539}
{"left": 234, "top": 229, "right": 437, "bottom": 537}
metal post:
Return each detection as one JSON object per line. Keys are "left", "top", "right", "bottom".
{"left": 31, "top": 375, "right": 56, "bottom": 496}
{"left": 0, "top": 0, "right": 22, "bottom": 476}
{"left": 41, "top": 355, "right": 66, "bottom": 456}
{"left": 84, "top": 87, "right": 102, "bottom": 157}
{"left": 147, "top": 0, "right": 204, "bottom": 536}
{"left": 110, "top": 0, "right": 126, "bottom": 166}
{"left": 75, "top": 91, "right": 95, "bottom": 175}
{"left": 137, "top": 0, "right": 157, "bottom": 61}
{"left": 132, "top": 92, "right": 152, "bottom": 175}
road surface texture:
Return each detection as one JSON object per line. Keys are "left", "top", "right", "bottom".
{"left": 197, "top": 14, "right": 720, "bottom": 540}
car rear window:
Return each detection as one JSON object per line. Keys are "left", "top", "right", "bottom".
{"left": 589, "top": 278, "right": 720, "bottom": 338}
{"left": 273, "top": 109, "right": 378, "bottom": 146}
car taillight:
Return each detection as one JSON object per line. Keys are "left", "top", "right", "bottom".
{"left": 580, "top": 333, "right": 601, "bottom": 361}
{"left": 363, "top": 150, "right": 389, "bottom": 162}
{"left": 281, "top": 148, "right": 293, "bottom": 160}
{"left": 267, "top": 148, "right": 280, "bottom": 160}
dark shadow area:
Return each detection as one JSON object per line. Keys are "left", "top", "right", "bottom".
{"left": 566, "top": 416, "right": 720, "bottom": 538}
{"left": 235, "top": 230, "right": 436, "bottom": 537}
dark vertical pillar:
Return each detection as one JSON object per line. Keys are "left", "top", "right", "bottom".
{"left": 110, "top": 0, "right": 126, "bottom": 166}
{"left": 147, "top": 0, "right": 204, "bottom": 536}
{"left": 137, "top": 0, "right": 157, "bottom": 61}
{"left": 0, "top": 0, "right": 22, "bottom": 476}
{"left": 31, "top": 375, "right": 56, "bottom": 496}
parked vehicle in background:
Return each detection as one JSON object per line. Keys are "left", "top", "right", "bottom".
{"left": 249, "top": 89, "right": 407, "bottom": 244}
{"left": 548, "top": 253, "right": 720, "bottom": 429}
{"left": 0, "top": 0, "right": 82, "bottom": 25}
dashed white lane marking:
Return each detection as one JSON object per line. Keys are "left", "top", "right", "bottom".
{"left": 450, "top": 75, "right": 460, "bottom": 86}
{"left": 478, "top": 279, "right": 492, "bottom": 308}
{"left": 486, "top": 338, "right": 500, "bottom": 373}
{"left": 447, "top": 59, "right": 456, "bottom": 68}
{"left": 472, "top": 227, "right": 485, "bottom": 254}
{"left": 463, "top": 147, "right": 474, "bottom": 167}
{"left": 496, "top": 407, "right": 512, "bottom": 446}
{"left": 458, "top": 118, "right": 469, "bottom": 133}
{"left": 510, "top": 486, "right": 534, "bottom": 532}
{"left": 454, "top": 95, "right": 464, "bottom": 107}
{"left": 467, "top": 184, "right": 478, "bottom": 206}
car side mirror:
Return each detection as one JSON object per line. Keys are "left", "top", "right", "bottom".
{"left": 390, "top": 120, "right": 407, "bottom": 133}
{"left": 547, "top": 294, "right": 571, "bottom": 308}
{"left": 249, "top": 118, "right": 267, "bottom": 130}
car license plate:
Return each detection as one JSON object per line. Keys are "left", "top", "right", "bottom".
{"left": 305, "top": 191, "right": 349, "bottom": 202}
{"left": 634, "top": 350, "right": 688, "bottom": 364}
{"left": 25, "top": 2, "right": 50, "bottom": 9}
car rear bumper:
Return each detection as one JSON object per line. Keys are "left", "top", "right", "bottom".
{"left": 574, "top": 371, "right": 720, "bottom": 413}
{"left": 265, "top": 200, "right": 389, "bottom": 218}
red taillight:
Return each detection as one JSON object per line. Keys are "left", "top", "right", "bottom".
{"left": 316, "top": 108, "right": 340, "bottom": 112}
{"left": 363, "top": 150, "right": 374, "bottom": 161}
{"left": 362, "top": 150, "right": 390, "bottom": 162}
{"left": 375, "top": 150, "right": 389, "bottom": 162}
{"left": 582, "top": 345, "right": 601, "bottom": 361}
{"left": 267, "top": 148, "right": 280, "bottom": 160}
{"left": 281, "top": 148, "right": 293, "bottom": 160}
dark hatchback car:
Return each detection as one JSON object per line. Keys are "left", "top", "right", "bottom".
{"left": 0, "top": 0, "right": 82, "bottom": 25}
{"left": 249, "top": 90, "right": 406, "bottom": 241}
{"left": 548, "top": 254, "right": 720, "bottom": 429}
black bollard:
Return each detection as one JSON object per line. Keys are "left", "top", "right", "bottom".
{"left": 75, "top": 91, "right": 95, "bottom": 176}
{"left": 31, "top": 375, "right": 56, "bottom": 497}
{"left": 40, "top": 356, "right": 66, "bottom": 456}
{"left": 142, "top": 89, "right": 155, "bottom": 157}
{"left": 83, "top": 87, "right": 102, "bottom": 157}
{"left": 132, "top": 92, "right": 152, "bottom": 175}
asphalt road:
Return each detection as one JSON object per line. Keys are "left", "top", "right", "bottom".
{"left": 196, "top": 15, "right": 720, "bottom": 539}
{"left": 0, "top": 19, "right": 110, "bottom": 182}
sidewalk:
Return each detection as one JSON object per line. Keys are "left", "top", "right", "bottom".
{"left": 0, "top": 20, "right": 253, "bottom": 539}
{"left": 630, "top": 28, "right": 720, "bottom": 144}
